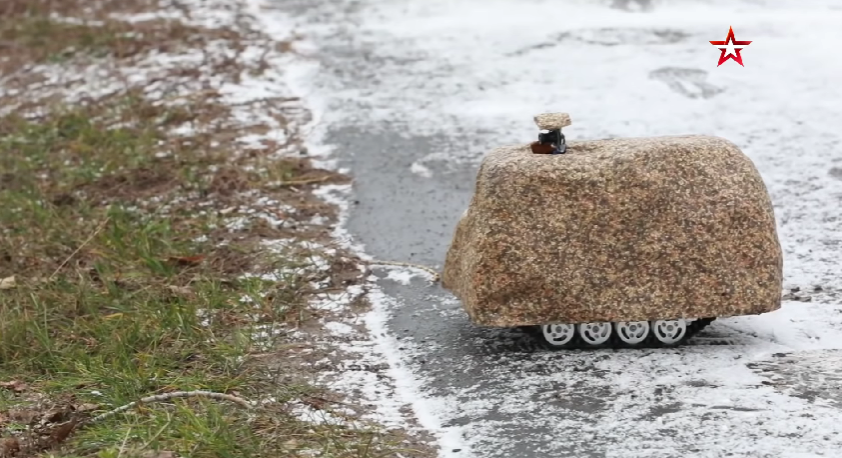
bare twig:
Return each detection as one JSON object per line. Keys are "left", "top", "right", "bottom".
{"left": 49, "top": 216, "right": 110, "bottom": 280}
{"left": 277, "top": 176, "right": 333, "bottom": 187}
{"left": 116, "top": 427, "right": 133, "bottom": 458}
{"left": 87, "top": 390, "right": 253, "bottom": 425}
{"left": 364, "top": 260, "right": 441, "bottom": 282}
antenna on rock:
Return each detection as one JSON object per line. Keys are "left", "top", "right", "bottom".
{"left": 531, "top": 112, "right": 571, "bottom": 155}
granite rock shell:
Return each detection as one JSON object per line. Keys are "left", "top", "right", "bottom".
{"left": 534, "top": 113, "right": 572, "bottom": 130}
{"left": 442, "top": 135, "right": 783, "bottom": 327}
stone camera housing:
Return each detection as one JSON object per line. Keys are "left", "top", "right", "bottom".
{"left": 442, "top": 112, "right": 783, "bottom": 349}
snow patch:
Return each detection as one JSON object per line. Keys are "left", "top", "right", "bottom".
{"left": 324, "top": 321, "right": 357, "bottom": 336}
{"left": 383, "top": 269, "right": 422, "bottom": 286}
{"left": 410, "top": 161, "right": 433, "bottom": 178}
{"left": 290, "top": 401, "right": 358, "bottom": 426}
{"left": 311, "top": 284, "right": 365, "bottom": 312}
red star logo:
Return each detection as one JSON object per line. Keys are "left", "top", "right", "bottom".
{"left": 709, "top": 26, "right": 752, "bottom": 67}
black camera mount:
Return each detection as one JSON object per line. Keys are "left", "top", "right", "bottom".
{"left": 537, "top": 128, "right": 567, "bottom": 154}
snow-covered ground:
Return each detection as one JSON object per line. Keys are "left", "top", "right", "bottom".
{"left": 252, "top": 0, "right": 842, "bottom": 456}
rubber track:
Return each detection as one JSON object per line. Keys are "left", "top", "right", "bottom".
{"left": 523, "top": 318, "right": 717, "bottom": 350}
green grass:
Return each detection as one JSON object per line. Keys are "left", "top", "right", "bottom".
{"left": 0, "top": 2, "right": 430, "bottom": 455}
{"left": 0, "top": 16, "right": 140, "bottom": 63}
{"left": 0, "top": 95, "right": 410, "bottom": 457}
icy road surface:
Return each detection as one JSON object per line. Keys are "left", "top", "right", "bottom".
{"left": 265, "top": 0, "right": 842, "bottom": 456}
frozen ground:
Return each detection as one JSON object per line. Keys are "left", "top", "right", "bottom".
{"left": 256, "top": 0, "right": 842, "bottom": 456}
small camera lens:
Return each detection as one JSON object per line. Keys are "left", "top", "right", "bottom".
{"left": 538, "top": 130, "right": 560, "bottom": 144}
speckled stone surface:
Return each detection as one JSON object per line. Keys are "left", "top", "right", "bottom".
{"left": 442, "top": 135, "right": 783, "bottom": 327}
{"left": 534, "top": 113, "right": 571, "bottom": 130}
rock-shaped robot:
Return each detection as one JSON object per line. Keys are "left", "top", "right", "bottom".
{"left": 442, "top": 112, "right": 783, "bottom": 349}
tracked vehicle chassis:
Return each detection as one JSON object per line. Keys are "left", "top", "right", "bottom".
{"left": 523, "top": 318, "right": 716, "bottom": 350}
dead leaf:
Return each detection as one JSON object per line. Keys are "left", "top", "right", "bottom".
{"left": 167, "top": 255, "right": 205, "bottom": 266}
{"left": 300, "top": 396, "right": 328, "bottom": 410}
{"left": 0, "top": 380, "right": 27, "bottom": 393}
{"left": 8, "top": 409, "right": 38, "bottom": 423}
{"left": 0, "top": 437, "right": 20, "bottom": 456}
{"left": 74, "top": 403, "right": 100, "bottom": 412}
{"left": 44, "top": 408, "right": 71, "bottom": 423}
{"left": 50, "top": 418, "right": 78, "bottom": 444}
{"left": 0, "top": 276, "right": 15, "bottom": 290}
{"left": 167, "top": 285, "right": 193, "bottom": 296}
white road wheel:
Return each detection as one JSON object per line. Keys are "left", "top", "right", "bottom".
{"left": 652, "top": 319, "right": 688, "bottom": 344}
{"left": 615, "top": 321, "right": 650, "bottom": 345}
{"left": 541, "top": 324, "right": 576, "bottom": 346}
{"left": 578, "top": 322, "right": 612, "bottom": 345}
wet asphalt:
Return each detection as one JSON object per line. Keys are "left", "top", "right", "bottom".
{"left": 277, "top": 1, "right": 842, "bottom": 456}
{"left": 331, "top": 123, "right": 601, "bottom": 458}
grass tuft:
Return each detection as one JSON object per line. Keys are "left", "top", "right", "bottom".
{"left": 0, "top": 96, "right": 324, "bottom": 456}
